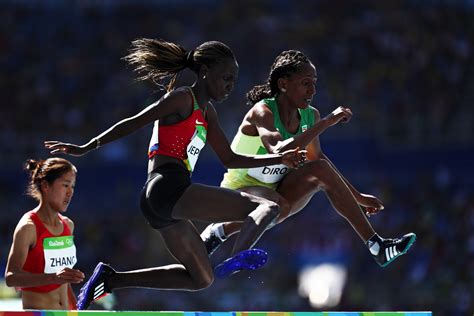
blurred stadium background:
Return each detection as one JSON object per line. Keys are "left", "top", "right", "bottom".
{"left": 0, "top": 0, "right": 473, "bottom": 314}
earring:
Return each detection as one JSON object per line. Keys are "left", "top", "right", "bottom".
{"left": 281, "top": 88, "right": 287, "bottom": 93}
{"left": 203, "top": 75, "right": 207, "bottom": 79}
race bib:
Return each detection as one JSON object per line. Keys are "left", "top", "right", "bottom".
{"left": 43, "top": 236, "right": 77, "bottom": 273}
{"left": 247, "top": 163, "right": 289, "bottom": 184}
{"left": 184, "top": 125, "right": 207, "bottom": 172}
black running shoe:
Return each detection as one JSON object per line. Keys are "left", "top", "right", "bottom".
{"left": 373, "top": 233, "right": 417, "bottom": 267}
{"left": 77, "top": 262, "right": 115, "bottom": 310}
{"left": 201, "top": 224, "right": 224, "bottom": 256}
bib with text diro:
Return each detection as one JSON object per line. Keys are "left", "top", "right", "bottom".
{"left": 248, "top": 163, "right": 289, "bottom": 184}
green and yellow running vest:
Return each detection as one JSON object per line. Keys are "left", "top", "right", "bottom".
{"left": 221, "top": 97, "right": 315, "bottom": 190}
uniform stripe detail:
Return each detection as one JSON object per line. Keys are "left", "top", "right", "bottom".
{"left": 385, "top": 246, "right": 400, "bottom": 261}
{"left": 93, "top": 282, "right": 105, "bottom": 300}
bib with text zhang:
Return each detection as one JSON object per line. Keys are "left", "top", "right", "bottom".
{"left": 43, "top": 236, "right": 77, "bottom": 273}
{"left": 247, "top": 164, "right": 289, "bottom": 184}
{"left": 184, "top": 125, "right": 207, "bottom": 172}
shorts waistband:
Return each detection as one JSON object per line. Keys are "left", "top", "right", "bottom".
{"left": 148, "top": 162, "right": 190, "bottom": 180}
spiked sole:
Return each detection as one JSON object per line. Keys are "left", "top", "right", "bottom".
{"left": 214, "top": 249, "right": 268, "bottom": 278}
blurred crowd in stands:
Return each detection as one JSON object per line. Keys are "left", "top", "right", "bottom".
{"left": 0, "top": 1, "right": 473, "bottom": 315}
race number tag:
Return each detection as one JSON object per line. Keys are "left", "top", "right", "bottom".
{"left": 247, "top": 163, "right": 289, "bottom": 184}
{"left": 43, "top": 236, "right": 77, "bottom": 273}
{"left": 185, "top": 125, "right": 207, "bottom": 172}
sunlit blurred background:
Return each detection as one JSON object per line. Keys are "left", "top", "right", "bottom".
{"left": 0, "top": 0, "right": 473, "bottom": 315}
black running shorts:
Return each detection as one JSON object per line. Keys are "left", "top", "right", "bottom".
{"left": 140, "top": 163, "right": 191, "bottom": 229}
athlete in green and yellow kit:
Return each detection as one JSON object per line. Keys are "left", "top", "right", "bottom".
{"left": 221, "top": 96, "right": 314, "bottom": 191}
{"left": 202, "top": 50, "right": 416, "bottom": 268}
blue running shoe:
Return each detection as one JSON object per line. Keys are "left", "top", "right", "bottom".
{"left": 77, "top": 262, "right": 115, "bottom": 310}
{"left": 214, "top": 249, "right": 268, "bottom": 278}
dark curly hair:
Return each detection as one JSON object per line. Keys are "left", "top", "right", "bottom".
{"left": 123, "top": 39, "right": 235, "bottom": 92}
{"left": 246, "top": 50, "right": 311, "bottom": 104}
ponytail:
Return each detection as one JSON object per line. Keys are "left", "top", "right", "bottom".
{"left": 246, "top": 83, "right": 273, "bottom": 105}
{"left": 123, "top": 38, "right": 235, "bottom": 93}
{"left": 123, "top": 38, "right": 189, "bottom": 92}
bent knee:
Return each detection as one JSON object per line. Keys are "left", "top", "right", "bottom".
{"left": 191, "top": 271, "right": 214, "bottom": 290}
{"left": 306, "top": 159, "right": 333, "bottom": 186}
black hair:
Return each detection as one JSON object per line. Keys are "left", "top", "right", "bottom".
{"left": 123, "top": 38, "right": 235, "bottom": 92}
{"left": 246, "top": 50, "right": 311, "bottom": 104}
{"left": 24, "top": 158, "right": 77, "bottom": 201}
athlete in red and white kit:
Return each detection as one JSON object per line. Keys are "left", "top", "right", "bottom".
{"left": 5, "top": 158, "right": 84, "bottom": 309}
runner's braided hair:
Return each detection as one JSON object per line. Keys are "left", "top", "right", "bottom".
{"left": 24, "top": 158, "right": 77, "bottom": 201}
{"left": 123, "top": 39, "right": 235, "bottom": 92}
{"left": 246, "top": 50, "right": 310, "bottom": 104}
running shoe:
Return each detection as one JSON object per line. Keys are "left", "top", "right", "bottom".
{"left": 214, "top": 248, "right": 268, "bottom": 278}
{"left": 77, "top": 262, "right": 115, "bottom": 310}
{"left": 201, "top": 224, "right": 225, "bottom": 256}
{"left": 372, "top": 233, "right": 417, "bottom": 267}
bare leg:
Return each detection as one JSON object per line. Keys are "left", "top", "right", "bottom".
{"left": 277, "top": 159, "right": 375, "bottom": 241}
{"left": 108, "top": 220, "right": 213, "bottom": 291}
{"left": 171, "top": 183, "right": 280, "bottom": 254}
{"left": 106, "top": 182, "right": 280, "bottom": 291}
{"left": 219, "top": 186, "right": 290, "bottom": 238}
{"left": 218, "top": 159, "right": 375, "bottom": 242}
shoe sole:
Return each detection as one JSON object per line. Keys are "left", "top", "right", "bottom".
{"left": 381, "top": 233, "right": 417, "bottom": 268}
{"left": 77, "top": 262, "right": 107, "bottom": 310}
{"left": 214, "top": 249, "right": 268, "bottom": 278}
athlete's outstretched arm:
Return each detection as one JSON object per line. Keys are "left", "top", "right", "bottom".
{"left": 206, "top": 104, "right": 305, "bottom": 169}
{"left": 44, "top": 89, "right": 191, "bottom": 156}
{"left": 251, "top": 104, "right": 351, "bottom": 154}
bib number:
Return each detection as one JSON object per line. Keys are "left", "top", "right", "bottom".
{"left": 43, "top": 236, "right": 77, "bottom": 273}
{"left": 185, "top": 125, "right": 207, "bottom": 172}
{"left": 247, "top": 164, "right": 289, "bottom": 184}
